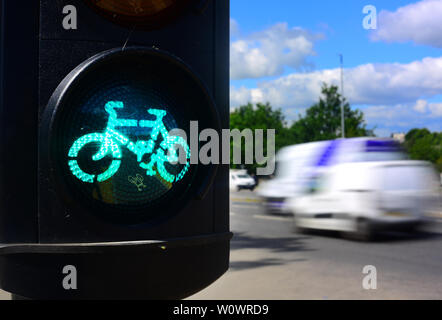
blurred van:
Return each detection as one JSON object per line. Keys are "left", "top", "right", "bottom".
{"left": 257, "top": 137, "right": 425, "bottom": 214}
{"left": 288, "top": 160, "right": 439, "bottom": 239}
{"left": 257, "top": 140, "right": 330, "bottom": 213}
{"left": 230, "top": 170, "right": 256, "bottom": 191}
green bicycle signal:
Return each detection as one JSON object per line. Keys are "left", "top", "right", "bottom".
{"left": 67, "top": 101, "right": 191, "bottom": 184}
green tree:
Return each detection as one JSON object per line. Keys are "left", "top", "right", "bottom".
{"left": 436, "top": 157, "right": 442, "bottom": 173}
{"left": 229, "top": 84, "right": 374, "bottom": 173}
{"left": 230, "top": 102, "right": 289, "bottom": 173}
{"left": 404, "top": 128, "right": 442, "bottom": 171}
{"left": 290, "top": 84, "right": 372, "bottom": 143}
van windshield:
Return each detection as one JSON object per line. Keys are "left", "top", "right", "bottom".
{"left": 356, "top": 151, "right": 408, "bottom": 162}
{"left": 357, "top": 140, "right": 408, "bottom": 162}
{"left": 382, "top": 165, "right": 437, "bottom": 191}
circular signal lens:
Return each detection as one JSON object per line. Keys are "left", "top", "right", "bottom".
{"left": 83, "top": 0, "right": 194, "bottom": 29}
{"left": 43, "top": 47, "right": 218, "bottom": 223}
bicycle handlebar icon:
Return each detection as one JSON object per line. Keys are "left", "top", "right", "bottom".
{"left": 67, "top": 101, "right": 191, "bottom": 184}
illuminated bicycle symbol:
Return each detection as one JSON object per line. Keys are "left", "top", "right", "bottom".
{"left": 68, "top": 101, "right": 190, "bottom": 184}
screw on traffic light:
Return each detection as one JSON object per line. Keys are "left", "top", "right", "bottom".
{"left": 0, "top": 0, "right": 230, "bottom": 299}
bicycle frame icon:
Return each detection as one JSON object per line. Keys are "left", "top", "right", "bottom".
{"left": 67, "top": 101, "right": 191, "bottom": 184}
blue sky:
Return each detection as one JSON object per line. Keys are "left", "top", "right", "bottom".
{"left": 230, "top": 0, "right": 442, "bottom": 137}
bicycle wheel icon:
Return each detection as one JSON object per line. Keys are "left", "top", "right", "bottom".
{"left": 68, "top": 133, "right": 122, "bottom": 183}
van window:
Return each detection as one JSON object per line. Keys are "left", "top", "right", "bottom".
{"left": 359, "top": 140, "right": 407, "bottom": 162}
{"left": 357, "top": 151, "right": 408, "bottom": 162}
{"left": 382, "top": 165, "right": 436, "bottom": 191}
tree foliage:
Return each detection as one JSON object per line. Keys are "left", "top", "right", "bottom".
{"left": 229, "top": 84, "right": 372, "bottom": 173}
{"left": 229, "top": 103, "right": 285, "bottom": 173}
{"left": 289, "top": 84, "right": 372, "bottom": 143}
{"left": 404, "top": 128, "right": 442, "bottom": 171}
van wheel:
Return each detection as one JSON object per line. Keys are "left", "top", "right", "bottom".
{"left": 293, "top": 217, "right": 308, "bottom": 234}
{"left": 354, "top": 219, "right": 374, "bottom": 241}
{"left": 403, "top": 223, "right": 419, "bottom": 234}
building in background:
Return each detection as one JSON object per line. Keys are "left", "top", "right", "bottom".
{"left": 391, "top": 133, "right": 406, "bottom": 144}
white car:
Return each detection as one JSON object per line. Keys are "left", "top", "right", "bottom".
{"left": 288, "top": 160, "right": 440, "bottom": 240}
{"left": 230, "top": 170, "right": 256, "bottom": 191}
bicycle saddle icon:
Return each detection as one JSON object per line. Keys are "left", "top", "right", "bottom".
{"left": 67, "top": 101, "right": 191, "bottom": 184}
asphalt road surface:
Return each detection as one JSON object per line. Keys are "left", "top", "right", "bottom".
{"left": 1, "top": 190, "right": 441, "bottom": 300}
{"left": 191, "top": 190, "right": 442, "bottom": 300}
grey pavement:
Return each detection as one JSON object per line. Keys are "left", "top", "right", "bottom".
{"left": 191, "top": 190, "right": 442, "bottom": 300}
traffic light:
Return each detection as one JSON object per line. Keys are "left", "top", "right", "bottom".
{"left": 0, "top": 0, "right": 230, "bottom": 299}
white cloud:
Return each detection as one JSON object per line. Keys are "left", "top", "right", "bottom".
{"left": 371, "top": 0, "right": 442, "bottom": 48}
{"left": 364, "top": 104, "right": 419, "bottom": 124}
{"left": 412, "top": 99, "right": 442, "bottom": 116}
{"left": 230, "top": 18, "right": 239, "bottom": 37}
{"left": 363, "top": 100, "right": 442, "bottom": 132}
{"left": 428, "top": 102, "right": 442, "bottom": 116}
{"left": 230, "top": 23, "right": 323, "bottom": 80}
{"left": 413, "top": 99, "right": 428, "bottom": 113}
{"left": 231, "top": 56, "right": 442, "bottom": 112}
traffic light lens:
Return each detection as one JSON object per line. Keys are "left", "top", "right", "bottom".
{"left": 84, "top": 0, "right": 194, "bottom": 28}
{"left": 60, "top": 77, "right": 191, "bottom": 212}
{"left": 45, "top": 48, "right": 217, "bottom": 223}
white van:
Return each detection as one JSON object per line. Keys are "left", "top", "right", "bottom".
{"left": 288, "top": 160, "right": 440, "bottom": 239}
{"left": 257, "top": 137, "right": 437, "bottom": 217}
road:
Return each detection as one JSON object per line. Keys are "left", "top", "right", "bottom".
{"left": 1, "top": 190, "right": 441, "bottom": 300}
{"left": 191, "top": 190, "right": 442, "bottom": 300}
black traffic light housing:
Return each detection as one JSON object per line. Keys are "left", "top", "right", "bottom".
{"left": 0, "top": 0, "right": 230, "bottom": 299}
